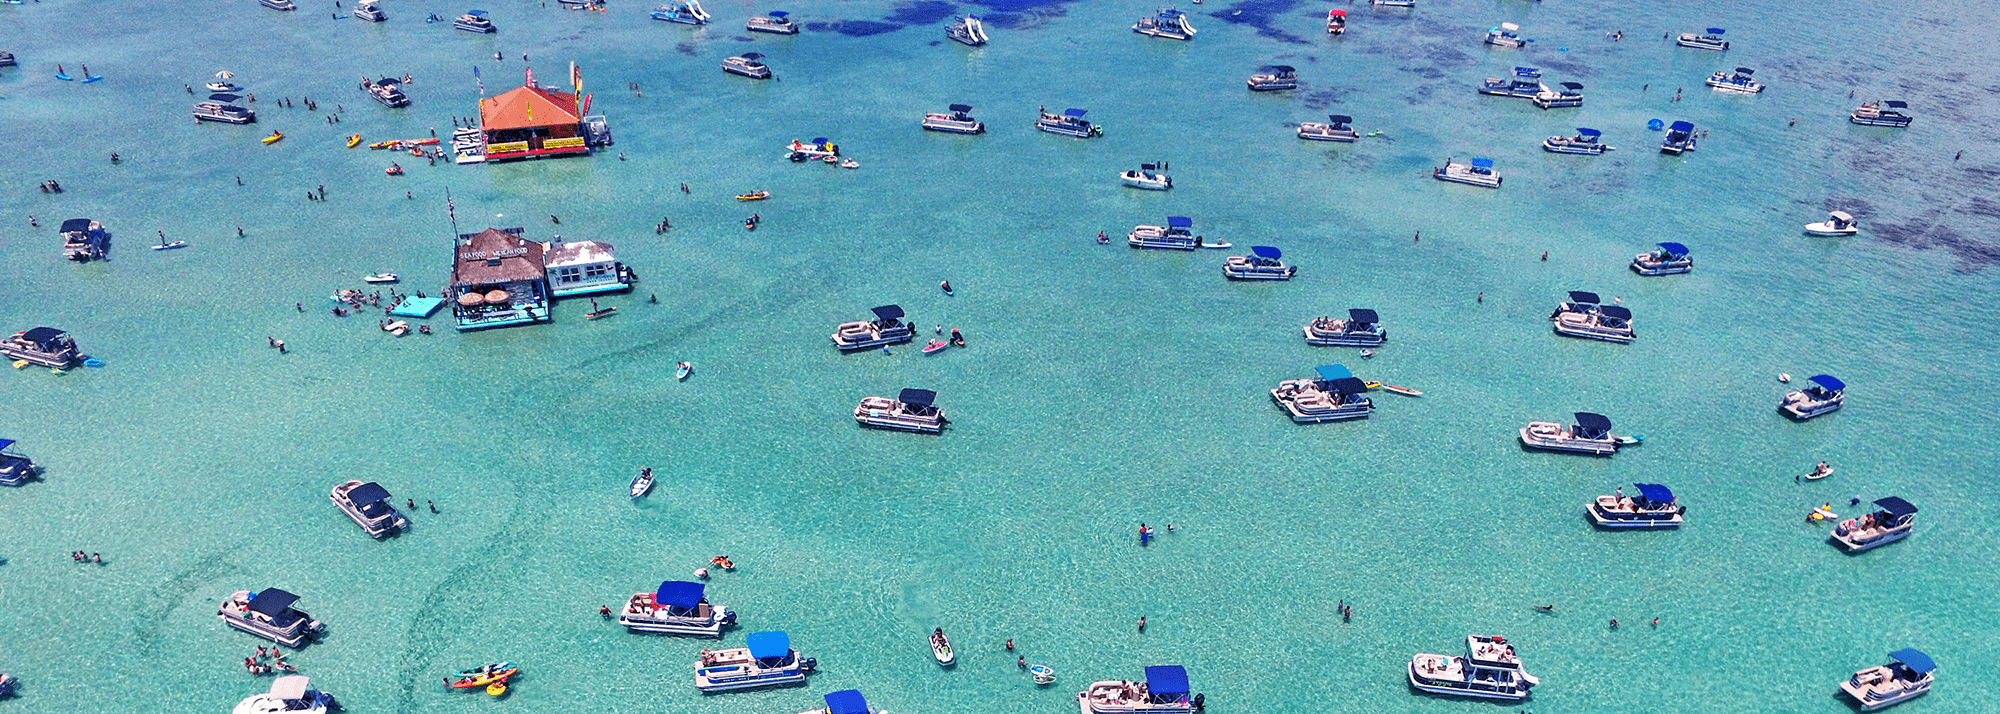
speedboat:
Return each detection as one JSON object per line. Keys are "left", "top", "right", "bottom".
{"left": 1246, "top": 65, "right": 1297, "bottom": 91}
{"left": 723, "top": 53, "right": 772, "bottom": 80}
{"left": 694, "top": 631, "right": 817, "bottom": 691}
{"left": 1532, "top": 81, "right": 1584, "bottom": 108}
{"left": 1520, "top": 412, "right": 1619, "bottom": 455}
{"left": 260, "top": 0, "right": 296, "bottom": 10}
{"left": 1223, "top": 246, "right": 1295, "bottom": 280}
{"left": 1780, "top": 374, "right": 1845, "bottom": 420}
{"left": 1805, "top": 211, "right": 1859, "bottom": 235}
{"left": 1304, "top": 309, "right": 1385, "bottom": 347}
{"left": 1840, "top": 649, "right": 1935, "bottom": 710}
{"left": 233, "top": 676, "right": 336, "bottom": 714}
{"left": 0, "top": 438, "right": 42, "bottom": 487}
{"left": 746, "top": 10, "right": 799, "bottom": 34}
{"left": 1660, "top": 120, "right": 1698, "bottom": 154}
{"left": 620, "top": 580, "right": 734, "bottom": 636}
{"left": 1298, "top": 114, "right": 1358, "bottom": 142}
{"left": 1271, "top": 365, "right": 1373, "bottom": 423}
{"left": 855, "top": 388, "right": 946, "bottom": 434}
{"left": 922, "top": 104, "right": 984, "bottom": 134}
{"left": 1326, "top": 9, "right": 1346, "bottom": 34}
{"left": 930, "top": 628, "right": 955, "bottom": 666}
{"left": 1851, "top": 100, "right": 1913, "bottom": 127}
{"left": 1128, "top": 216, "right": 1197, "bottom": 250}
{"left": 831, "top": 305, "right": 915, "bottom": 351}
{"left": 786, "top": 137, "right": 839, "bottom": 161}
{"left": 353, "top": 0, "right": 385, "bottom": 21}
{"left": 1037, "top": 107, "right": 1103, "bottom": 138}
{"left": 1550, "top": 290, "right": 1632, "bottom": 343}
{"left": 1119, "top": 162, "right": 1172, "bottom": 190}
{"left": 330, "top": 480, "right": 409, "bottom": 538}
{"left": 454, "top": 10, "right": 495, "bottom": 33}
{"left": 1078, "top": 665, "right": 1205, "bottom": 714}
{"left": 3, "top": 327, "right": 81, "bottom": 368}
{"left": 1631, "top": 242, "right": 1692, "bottom": 275}
{"left": 1478, "top": 67, "right": 1542, "bottom": 99}
{"left": 1707, "top": 67, "right": 1763, "bottom": 93}
{"left": 1409, "top": 634, "right": 1539, "bottom": 700}
{"left": 1588, "top": 483, "right": 1684, "bottom": 529}
{"left": 1676, "top": 27, "right": 1729, "bottom": 51}
{"left": 1133, "top": 8, "right": 1196, "bottom": 40}
{"left": 218, "top": 588, "right": 326, "bottom": 647}
{"left": 652, "top": 1, "right": 710, "bottom": 24}
{"left": 1484, "top": 22, "right": 1528, "bottom": 48}
{"left": 1543, "top": 127, "right": 1611, "bottom": 154}
{"left": 362, "top": 78, "right": 410, "bottom": 108}
{"left": 1433, "top": 158, "right": 1501, "bottom": 188}
{"left": 946, "top": 15, "right": 988, "bottom": 46}
{"left": 364, "top": 273, "right": 399, "bottom": 283}
{"left": 1831, "top": 497, "right": 1917, "bottom": 553}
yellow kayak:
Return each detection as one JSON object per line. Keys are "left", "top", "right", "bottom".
{"left": 369, "top": 140, "right": 398, "bottom": 149}
{"left": 448, "top": 667, "right": 517, "bottom": 689}
{"left": 346, "top": 134, "right": 362, "bottom": 148}
{"left": 735, "top": 190, "right": 770, "bottom": 201}
{"left": 262, "top": 132, "right": 285, "bottom": 144}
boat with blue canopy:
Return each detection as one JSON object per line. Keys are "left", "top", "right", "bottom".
{"left": 694, "top": 630, "right": 816, "bottom": 691}
{"left": 1533, "top": 81, "right": 1584, "bottom": 108}
{"left": 1484, "top": 22, "right": 1528, "bottom": 48}
{"left": 923, "top": 104, "right": 984, "bottom": 134}
{"left": 1479, "top": 67, "right": 1543, "bottom": 99}
{"left": 1677, "top": 27, "right": 1728, "bottom": 51}
{"left": 1781, "top": 374, "right": 1845, "bottom": 420}
{"left": 620, "top": 580, "right": 735, "bottom": 636}
{"left": 1707, "top": 67, "right": 1763, "bottom": 94}
{"left": 1660, "top": 120, "right": 1698, "bottom": 154}
{"left": 831, "top": 305, "right": 915, "bottom": 351}
{"left": 1078, "top": 665, "right": 1204, "bottom": 714}
{"left": 218, "top": 588, "right": 326, "bottom": 647}
{"left": 1543, "top": 127, "right": 1611, "bottom": 154}
{"left": 856, "top": 388, "right": 946, "bottom": 434}
{"left": 453, "top": 9, "right": 495, "bottom": 33}
{"left": 1271, "top": 365, "right": 1373, "bottom": 422}
{"left": 747, "top": 10, "right": 799, "bottom": 34}
{"left": 652, "top": 1, "right": 710, "bottom": 24}
{"left": 1298, "top": 114, "right": 1357, "bottom": 142}
{"left": 723, "top": 53, "right": 772, "bottom": 80}
{"left": 1129, "top": 216, "right": 1197, "bottom": 249}
{"left": 1305, "top": 308, "right": 1385, "bottom": 347}
{"left": 1521, "top": 412, "right": 1619, "bottom": 455}
{"left": 1410, "top": 634, "right": 1539, "bottom": 700}
{"left": 1589, "top": 483, "right": 1684, "bottom": 529}
{"left": 1037, "top": 107, "right": 1102, "bottom": 138}
{"left": 1841, "top": 649, "right": 1935, "bottom": 710}
{"left": 1223, "top": 246, "right": 1296, "bottom": 280}
{"left": 1434, "top": 158, "right": 1501, "bottom": 187}
{"left": 1133, "top": 9, "right": 1195, "bottom": 40}
{"left": 1246, "top": 65, "right": 1296, "bottom": 91}
{"left": 1552, "top": 291, "right": 1632, "bottom": 342}
{"left": 331, "top": 480, "right": 408, "bottom": 538}
{"left": 1832, "top": 497, "right": 1916, "bottom": 554}
{"left": 1851, "top": 100, "right": 1912, "bottom": 127}
{"left": 1632, "top": 242, "right": 1692, "bottom": 275}
{"left": 809, "top": 690, "right": 874, "bottom": 714}
{"left": 0, "top": 438, "right": 40, "bottom": 487}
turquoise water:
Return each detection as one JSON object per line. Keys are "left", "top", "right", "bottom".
{"left": 3, "top": 0, "right": 1998, "bottom": 711}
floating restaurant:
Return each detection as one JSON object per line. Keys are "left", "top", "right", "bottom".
{"left": 543, "top": 237, "right": 636, "bottom": 298}
{"left": 476, "top": 66, "right": 612, "bottom": 162}
{"left": 449, "top": 228, "right": 550, "bottom": 331}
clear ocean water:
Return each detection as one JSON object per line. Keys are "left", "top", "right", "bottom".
{"left": 2, "top": 0, "right": 1997, "bottom": 711}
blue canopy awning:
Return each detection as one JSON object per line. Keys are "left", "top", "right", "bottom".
{"left": 1063, "top": 108, "right": 1087, "bottom": 117}
{"left": 248, "top": 589, "right": 301, "bottom": 617}
{"left": 1560, "top": 81, "right": 1584, "bottom": 90}
{"left": 1568, "top": 291, "right": 1601, "bottom": 305}
{"left": 1250, "top": 246, "right": 1281, "bottom": 259}
{"left": 824, "top": 690, "right": 869, "bottom": 714}
{"left": 899, "top": 388, "right": 937, "bottom": 407}
{"left": 1889, "top": 648, "right": 1935, "bottom": 674}
{"left": 0, "top": 439, "right": 14, "bottom": 452}
{"left": 1705, "top": 27, "right": 1725, "bottom": 34}
{"left": 746, "top": 631, "right": 790, "bottom": 659}
{"left": 870, "top": 305, "right": 904, "bottom": 321}
{"left": 1471, "top": 158, "right": 1494, "bottom": 168}
{"left": 1315, "top": 365, "right": 1353, "bottom": 382}
{"left": 1328, "top": 114, "right": 1352, "bottom": 124}
{"left": 1348, "top": 308, "right": 1377, "bottom": 324}
{"left": 1145, "top": 665, "right": 1190, "bottom": 696}
{"left": 741, "top": 52, "right": 765, "bottom": 60}
{"left": 1514, "top": 67, "right": 1540, "bottom": 76}
{"left": 810, "top": 137, "right": 828, "bottom": 144}
{"left": 655, "top": 581, "right": 705, "bottom": 609}
{"left": 1329, "top": 377, "right": 1369, "bottom": 395}
{"left": 948, "top": 103, "right": 972, "bottom": 112}
{"left": 1577, "top": 127, "right": 1601, "bottom": 136}
{"left": 1634, "top": 483, "right": 1674, "bottom": 503}
{"left": 1669, "top": 120, "right": 1695, "bottom": 132}
{"left": 1875, "top": 497, "right": 1918, "bottom": 518}
{"left": 467, "top": 9, "right": 489, "bottom": 16}
{"left": 1885, "top": 100, "right": 1908, "bottom": 108}
{"left": 347, "top": 482, "right": 390, "bottom": 506}
{"left": 1658, "top": 242, "right": 1688, "bottom": 255}
{"left": 1574, "top": 412, "right": 1612, "bottom": 431}
{"left": 1599, "top": 305, "right": 1632, "bottom": 320}
{"left": 1808, "top": 374, "right": 1845, "bottom": 391}
{"left": 769, "top": 10, "right": 789, "bottom": 17}
{"left": 1167, "top": 216, "right": 1192, "bottom": 228}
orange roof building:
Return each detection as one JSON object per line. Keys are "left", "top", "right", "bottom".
{"left": 478, "top": 85, "right": 590, "bottom": 161}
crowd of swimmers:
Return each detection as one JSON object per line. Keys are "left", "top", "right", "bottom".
{"left": 69, "top": 551, "right": 103, "bottom": 564}
{"left": 243, "top": 646, "right": 296, "bottom": 676}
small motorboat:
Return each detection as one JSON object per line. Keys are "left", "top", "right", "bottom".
{"left": 586, "top": 306, "right": 617, "bottom": 320}
{"left": 1382, "top": 384, "right": 1422, "bottom": 397}
{"left": 1805, "top": 211, "right": 1859, "bottom": 236}
{"left": 364, "top": 273, "right": 399, "bottom": 283}
{"left": 1803, "top": 464, "right": 1835, "bottom": 481}
{"left": 930, "top": 628, "right": 955, "bottom": 666}
{"left": 841, "top": 158, "right": 859, "bottom": 169}
{"left": 1029, "top": 663, "right": 1056, "bottom": 685}
{"left": 153, "top": 240, "right": 188, "bottom": 251}
{"left": 346, "top": 134, "right": 362, "bottom": 148}
{"left": 630, "top": 468, "right": 655, "bottom": 498}
{"left": 1779, "top": 373, "right": 1792, "bottom": 382}
{"left": 1358, "top": 349, "right": 1375, "bottom": 358}
{"left": 922, "top": 340, "right": 949, "bottom": 354}
{"left": 736, "top": 190, "right": 770, "bottom": 201}
{"left": 263, "top": 131, "right": 285, "bottom": 144}
{"left": 1613, "top": 435, "right": 1644, "bottom": 445}
{"left": 676, "top": 362, "right": 693, "bottom": 380}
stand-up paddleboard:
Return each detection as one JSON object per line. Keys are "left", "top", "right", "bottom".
{"left": 81, "top": 75, "right": 104, "bottom": 83}
{"left": 55, "top": 73, "right": 73, "bottom": 81}
{"left": 1200, "top": 242, "right": 1233, "bottom": 249}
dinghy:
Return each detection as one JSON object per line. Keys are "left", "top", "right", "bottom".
{"left": 364, "top": 273, "right": 399, "bottom": 283}
{"left": 630, "top": 468, "right": 655, "bottom": 498}
{"left": 676, "top": 362, "right": 693, "bottom": 380}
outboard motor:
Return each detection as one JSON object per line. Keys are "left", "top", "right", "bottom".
{"left": 800, "top": 657, "right": 818, "bottom": 671}
{"left": 1193, "top": 694, "right": 1205, "bottom": 710}
{"left": 723, "top": 611, "right": 738, "bottom": 625}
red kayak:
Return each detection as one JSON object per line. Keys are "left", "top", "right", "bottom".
{"left": 922, "top": 340, "right": 949, "bottom": 354}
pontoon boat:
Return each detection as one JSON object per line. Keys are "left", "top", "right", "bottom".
{"left": 1520, "top": 412, "right": 1619, "bottom": 455}
{"left": 855, "top": 389, "right": 945, "bottom": 434}
{"left": 1271, "top": 365, "right": 1373, "bottom": 422}
{"left": 1588, "top": 483, "right": 1684, "bottom": 529}
{"left": 1780, "top": 374, "right": 1845, "bottom": 420}
{"left": 1831, "top": 497, "right": 1916, "bottom": 553}
{"left": 620, "top": 580, "right": 735, "bottom": 636}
